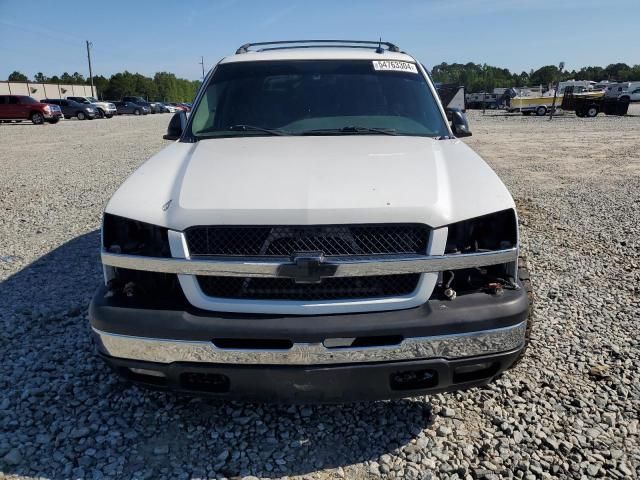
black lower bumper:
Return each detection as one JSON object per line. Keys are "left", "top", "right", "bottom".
{"left": 100, "top": 347, "right": 523, "bottom": 403}
{"left": 90, "top": 285, "right": 529, "bottom": 401}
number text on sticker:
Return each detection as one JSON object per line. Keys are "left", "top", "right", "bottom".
{"left": 372, "top": 61, "right": 418, "bottom": 74}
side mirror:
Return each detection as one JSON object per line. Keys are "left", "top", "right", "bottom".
{"left": 448, "top": 108, "right": 472, "bottom": 137}
{"left": 163, "top": 111, "right": 187, "bottom": 140}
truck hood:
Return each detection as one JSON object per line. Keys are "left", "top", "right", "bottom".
{"left": 106, "top": 136, "right": 515, "bottom": 230}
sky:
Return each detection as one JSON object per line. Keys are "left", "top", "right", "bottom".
{"left": 1, "top": 0, "right": 639, "bottom": 81}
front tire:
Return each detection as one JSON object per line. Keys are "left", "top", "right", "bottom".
{"left": 134, "top": 109, "right": 141, "bottom": 116}
{"left": 535, "top": 106, "right": 547, "bottom": 116}
{"left": 77, "top": 111, "right": 86, "bottom": 120}
{"left": 96, "top": 109, "right": 105, "bottom": 119}
{"left": 105, "top": 114, "right": 113, "bottom": 119}
{"left": 586, "top": 106, "right": 599, "bottom": 117}
{"left": 31, "top": 112, "right": 44, "bottom": 125}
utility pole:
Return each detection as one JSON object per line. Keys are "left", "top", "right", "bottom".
{"left": 549, "top": 61, "right": 565, "bottom": 121}
{"left": 199, "top": 56, "right": 205, "bottom": 80}
{"left": 86, "top": 40, "right": 94, "bottom": 97}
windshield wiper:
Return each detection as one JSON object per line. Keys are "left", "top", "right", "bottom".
{"left": 300, "top": 126, "right": 398, "bottom": 136}
{"left": 226, "top": 124, "right": 290, "bottom": 136}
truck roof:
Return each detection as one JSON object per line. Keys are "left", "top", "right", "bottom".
{"left": 220, "top": 40, "right": 416, "bottom": 64}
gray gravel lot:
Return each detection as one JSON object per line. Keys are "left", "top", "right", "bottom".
{"left": 1, "top": 110, "right": 639, "bottom": 479}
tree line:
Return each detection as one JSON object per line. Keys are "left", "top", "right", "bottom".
{"left": 431, "top": 62, "right": 640, "bottom": 92}
{"left": 6, "top": 61, "right": 640, "bottom": 99}
{"left": 5, "top": 70, "right": 200, "bottom": 102}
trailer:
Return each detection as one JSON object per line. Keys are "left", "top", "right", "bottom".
{"left": 436, "top": 83, "right": 466, "bottom": 111}
{"left": 561, "top": 86, "right": 630, "bottom": 117}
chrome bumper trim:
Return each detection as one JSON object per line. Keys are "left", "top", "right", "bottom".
{"left": 92, "top": 321, "right": 526, "bottom": 365}
{"left": 101, "top": 248, "right": 518, "bottom": 278}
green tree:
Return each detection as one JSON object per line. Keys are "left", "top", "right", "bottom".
{"left": 60, "top": 72, "right": 75, "bottom": 84}
{"left": 72, "top": 72, "right": 85, "bottom": 84}
{"left": 529, "top": 65, "right": 560, "bottom": 87}
{"left": 91, "top": 75, "right": 109, "bottom": 98}
{"left": 604, "top": 63, "right": 631, "bottom": 81}
{"left": 8, "top": 71, "right": 28, "bottom": 82}
{"left": 34, "top": 72, "right": 48, "bottom": 82}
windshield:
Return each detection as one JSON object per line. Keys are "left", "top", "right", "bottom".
{"left": 23, "top": 96, "right": 39, "bottom": 104}
{"left": 189, "top": 60, "right": 448, "bottom": 138}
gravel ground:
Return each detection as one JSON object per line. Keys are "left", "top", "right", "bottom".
{"left": 1, "top": 109, "right": 639, "bottom": 480}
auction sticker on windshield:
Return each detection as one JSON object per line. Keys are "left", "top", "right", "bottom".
{"left": 372, "top": 60, "right": 418, "bottom": 74}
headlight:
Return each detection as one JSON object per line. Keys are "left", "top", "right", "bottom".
{"left": 43, "top": 105, "right": 51, "bottom": 112}
{"left": 85, "top": 107, "right": 94, "bottom": 112}
{"left": 102, "top": 213, "right": 170, "bottom": 257}
{"left": 445, "top": 209, "right": 517, "bottom": 254}
{"left": 436, "top": 209, "right": 518, "bottom": 298}
{"left": 101, "top": 214, "right": 181, "bottom": 300}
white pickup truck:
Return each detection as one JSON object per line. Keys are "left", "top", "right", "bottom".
{"left": 90, "top": 40, "right": 533, "bottom": 402}
{"left": 67, "top": 96, "right": 117, "bottom": 118}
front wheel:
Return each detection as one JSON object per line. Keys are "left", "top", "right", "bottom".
{"left": 586, "top": 106, "right": 599, "bottom": 117}
{"left": 31, "top": 112, "right": 44, "bottom": 125}
{"left": 96, "top": 109, "right": 105, "bottom": 119}
{"left": 105, "top": 114, "right": 113, "bottom": 119}
{"left": 134, "top": 109, "right": 141, "bottom": 116}
{"left": 535, "top": 106, "right": 547, "bottom": 116}
{"left": 77, "top": 111, "right": 86, "bottom": 120}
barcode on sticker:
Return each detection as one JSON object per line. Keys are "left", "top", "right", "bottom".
{"left": 372, "top": 61, "right": 418, "bottom": 74}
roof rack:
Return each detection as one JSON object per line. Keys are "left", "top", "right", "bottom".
{"left": 235, "top": 40, "right": 401, "bottom": 55}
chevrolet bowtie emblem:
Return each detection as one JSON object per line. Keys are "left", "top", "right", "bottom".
{"left": 277, "top": 252, "right": 338, "bottom": 284}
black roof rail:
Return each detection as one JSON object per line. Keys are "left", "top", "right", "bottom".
{"left": 236, "top": 40, "right": 401, "bottom": 55}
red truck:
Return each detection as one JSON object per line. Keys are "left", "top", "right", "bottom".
{"left": 0, "top": 95, "right": 63, "bottom": 124}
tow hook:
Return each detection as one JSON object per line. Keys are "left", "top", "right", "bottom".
{"left": 443, "top": 271, "right": 456, "bottom": 300}
{"left": 444, "top": 288, "right": 457, "bottom": 300}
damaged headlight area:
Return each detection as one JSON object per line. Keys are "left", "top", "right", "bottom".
{"left": 436, "top": 209, "right": 518, "bottom": 299}
{"left": 102, "top": 213, "right": 170, "bottom": 257}
{"left": 101, "top": 214, "right": 184, "bottom": 303}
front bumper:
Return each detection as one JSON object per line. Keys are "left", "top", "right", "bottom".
{"left": 100, "top": 348, "right": 523, "bottom": 402}
{"left": 90, "top": 284, "right": 529, "bottom": 401}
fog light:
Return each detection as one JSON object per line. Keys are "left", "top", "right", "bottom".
{"left": 453, "top": 362, "right": 499, "bottom": 383}
{"left": 390, "top": 369, "right": 438, "bottom": 391}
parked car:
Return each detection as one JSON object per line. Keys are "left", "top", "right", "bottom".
{"left": 0, "top": 94, "right": 62, "bottom": 124}
{"left": 67, "top": 96, "right": 117, "bottom": 118}
{"left": 91, "top": 40, "right": 532, "bottom": 402}
{"left": 168, "top": 102, "right": 187, "bottom": 111}
{"left": 619, "top": 87, "right": 640, "bottom": 103}
{"left": 41, "top": 98, "right": 97, "bottom": 120}
{"left": 122, "top": 96, "right": 159, "bottom": 113}
{"left": 111, "top": 101, "right": 150, "bottom": 116}
{"left": 153, "top": 103, "right": 173, "bottom": 113}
